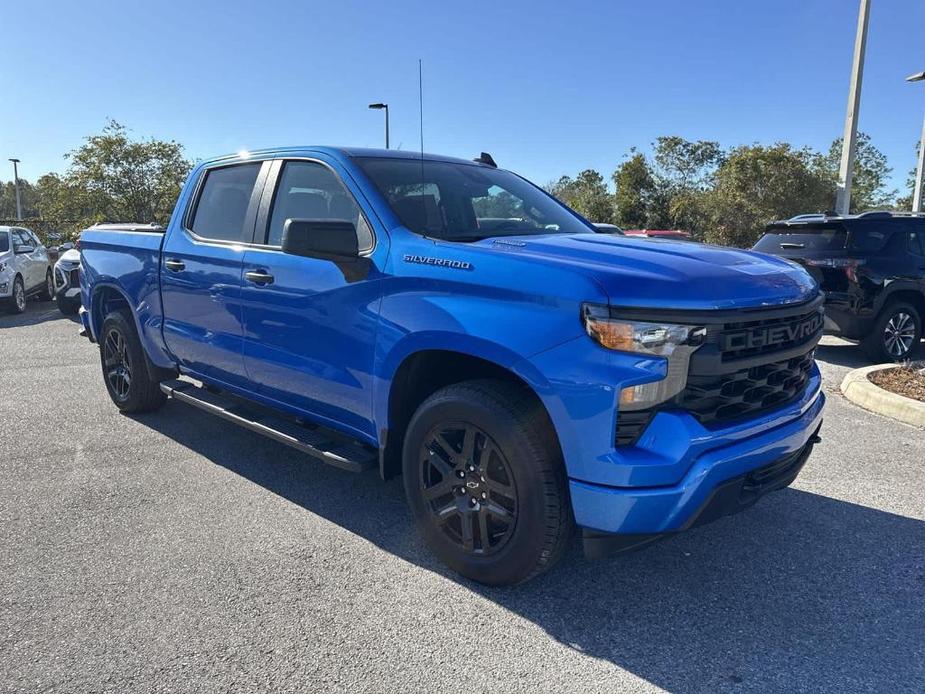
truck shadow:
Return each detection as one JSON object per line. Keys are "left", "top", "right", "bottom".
{"left": 136, "top": 402, "right": 925, "bottom": 692}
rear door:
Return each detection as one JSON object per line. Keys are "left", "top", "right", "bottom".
{"left": 12, "top": 229, "right": 41, "bottom": 290}
{"left": 160, "top": 161, "right": 270, "bottom": 387}
{"left": 239, "top": 157, "right": 382, "bottom": 439}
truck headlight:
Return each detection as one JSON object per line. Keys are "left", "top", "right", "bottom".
{"left": 582, "top": 304, "right": 706, "bottom": 410}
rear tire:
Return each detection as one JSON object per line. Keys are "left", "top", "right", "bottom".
{"left": 402, "top": 379, "right": 573, "bottom": 586}
{"left": 99, "top": 309, "right": 166, "bottom": 413}
{"left": 40, "top": 270, "right": 54, "bottom": 301}
{"left": 862, "top": 302, "right": 921, "bottom": 362}
{"left": 9, "top": 276, "right": 26, "bottom": 314}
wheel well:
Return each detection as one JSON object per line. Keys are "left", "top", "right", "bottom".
{"left": 381, "top": 350, "right": 555, "bottom": 479}
{"left": 91, "top": 286, "right": 130, "bottom": 335}
{"left": 882, "top": 290, "right": 925, "bottom": 319}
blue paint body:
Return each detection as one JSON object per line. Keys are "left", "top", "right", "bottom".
{"left": 78, "top": 146, "right": 825, "bottom": 539}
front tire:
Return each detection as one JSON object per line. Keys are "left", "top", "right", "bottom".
{"left": 403, "top": 379, "right": 573, "bottom": 586}
{"left": 56, "top": 293, "right": 79, "bottom": 315}
{"left": 863, "top": 302, "right": 922, "bottom": 362}
{"left": 99, "top": 309, "right": 166, "bottom": 413}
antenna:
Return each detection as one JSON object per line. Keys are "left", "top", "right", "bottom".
{"left": 418, "top": 58, "right": 427, "bottom": 235}
{"left": 418, "top": 59, "right": 424, "bottom": 157}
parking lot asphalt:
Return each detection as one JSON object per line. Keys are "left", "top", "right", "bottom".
{"left": 1, "top": 301, "right": 923, "bottom": 693}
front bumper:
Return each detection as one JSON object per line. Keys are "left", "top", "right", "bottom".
{"left": 570, "top": 385, "right": 824, "bottom": 546}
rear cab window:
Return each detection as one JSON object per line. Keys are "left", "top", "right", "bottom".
{"left": 753, "top": 224, "right": 848, "bottom": 254}
{"left": 189, "top": 163, "right": 262, "bottom": 242}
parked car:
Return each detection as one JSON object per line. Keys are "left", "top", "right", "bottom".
{"left": 754, "top": 212, "right": 925, "bottom": 362}
{"left": 0, "top": 226, "right": 54, "bottom": 314}
{"left": 592, "top": 223, "right": 625, "bottom": 235}
{"left": 623, "top": 229, "right": 692, "bottom": 240}
{"left": 78, "top": 147, "right": 825, "bottom": 585}
{"left": 54, "top": 245, "right": 82, "bottom": 315}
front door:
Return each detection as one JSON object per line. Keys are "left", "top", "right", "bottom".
{"left": 240, "top": 157, "right": 384, "bottom": 440}
{"left": 160, "top": 161, "right": 268, "bottom": 387}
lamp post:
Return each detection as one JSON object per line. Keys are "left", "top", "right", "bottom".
{"left": 8, "top": 158, "right": 22, "bottom": 220}
{"left": 368, "top": 103, "right": 390, "bottom": 149}
{"left": 906, "top": 71, "right": 925, "bottom": 213}
{"left": 835, "top": 0, "right": 871, "bottom": 216}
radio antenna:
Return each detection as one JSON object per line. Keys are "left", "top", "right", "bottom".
{"left": 418, "top": 58, "right": 428, "bottom": 234}
{"left": 418, "top": 59, "right": 424, "bottom": 157}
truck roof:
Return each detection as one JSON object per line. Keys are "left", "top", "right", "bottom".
{"left": 198, "top": 146, "right": 492, "bottom": 169}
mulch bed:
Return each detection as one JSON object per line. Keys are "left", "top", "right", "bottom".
{"left": 868, "top": 364, "right": 925, "bottom": 403}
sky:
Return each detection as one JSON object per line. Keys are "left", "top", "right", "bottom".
{"left": 2, "top": 0, "right": 924, "bottom": 194}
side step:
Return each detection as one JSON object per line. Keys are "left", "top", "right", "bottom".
{"left": 159, "top": 379, "right": 377, "bottom": 473}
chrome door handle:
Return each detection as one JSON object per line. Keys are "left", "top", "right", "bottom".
{"left": 245, "top": 270, "right": 274, "bottom": 285}
{"left": 164, "top": 258, "right": 185, "bottom": 272}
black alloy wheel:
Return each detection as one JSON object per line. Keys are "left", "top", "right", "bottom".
{"left": 103, "top": 327, "right": 133, "bottom": 402}
{"left": 419, "top": 422, "right": 518, "bottom": 556}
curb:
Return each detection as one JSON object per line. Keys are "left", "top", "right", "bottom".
{"left": 840, "top": 364, "right": 925, "bottom": 428}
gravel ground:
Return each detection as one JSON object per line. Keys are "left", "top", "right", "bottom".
{"left": 1, "top": 301, "right": 923, "bottom": 693}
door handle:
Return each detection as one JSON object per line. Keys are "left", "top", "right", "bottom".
{"left": 245, "top": 270, "right": 274, "bottom": 285}
{"left": 164, "top": 258, "right": 186, "bottom": 272}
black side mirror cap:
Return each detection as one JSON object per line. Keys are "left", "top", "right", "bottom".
{"left": 282, "top": 219, "right": 359, "bottom": 259}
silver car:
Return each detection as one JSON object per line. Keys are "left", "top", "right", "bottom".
{"left": 53, "top": 244, "right": 82, "bottom": 315}
{"left": 0, "top": 226, "right": 54, "bottom": 314}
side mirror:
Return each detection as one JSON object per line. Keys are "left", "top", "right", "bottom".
{"left": 282, "top": 219, "right": 359, "bottom": 259}
{"left": 14, "top": 245, "right": 34, "bottom": 255}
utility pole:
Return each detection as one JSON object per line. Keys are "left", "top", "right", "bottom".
{"left": 914, "top": 116, "right": 925, "bottom": 212}
{"left": 8, "top": 158, "right": 23, "bottom": 220}
{"left": 368, "top": 103, "right": 390, "bottom": 149}
{"left": 907, "top": 72, "right": 925, "bottom": 212}
{"left": 835, "top": 0, "right": 871, "bottom": 216}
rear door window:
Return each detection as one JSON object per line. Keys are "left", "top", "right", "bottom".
{"left": 190, "top": 163, "right": 262, "bottom": 242}
{"left": 910, "top": 231, "right": 925, "bottom": 257}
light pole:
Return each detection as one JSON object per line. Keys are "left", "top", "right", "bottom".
{"left": 8, "top": 158, "right": 23, "bottom": 220}
{"left": 906, "top": 71, "right": 925, "bottom": 213}
{"left": 835, "top": 0, "right": 871, "bottom": 216}
{"left": 368, "top": 103, "right": 390, "bottom": 149}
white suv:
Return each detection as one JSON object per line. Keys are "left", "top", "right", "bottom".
{"left": 0, "top": 226, "right": 54, "bottom": 314}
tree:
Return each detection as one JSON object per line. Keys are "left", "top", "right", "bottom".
{"left": 612, "top": 153, "right": 655, "bottom": 228}
{"left": 703, "top": 143, "right": 832, "bottom": 248}
{"left": 547, "top": 169, "right": 614, "bottom": 223}
{"left": 817, "top": 132, "right": 895, "bottom": 212}
{"left": 0, "top": 179, "right": 40, "bottom": 218}
{"left": 895, "top": 141, "right": 921, "bottom": 210}
{"left": 651, "top": 136, "right": 725, "bottom": 234}
{"left": 32, "top": 120, "right": 192, "bottom": 229}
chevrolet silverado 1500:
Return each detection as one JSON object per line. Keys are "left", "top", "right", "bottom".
{"left": 79, "top": 147, "right": 825, "bottom": 585}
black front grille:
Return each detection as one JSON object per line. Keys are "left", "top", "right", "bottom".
{"left": 614, "top": 298, "right": 823, "bottom": 446}
{"left": 717, "top": 307, "right": 824, "bottom": 362}
{"left": 69, "top": 268, "right": 80, "bottom": 286}
{"left": 674, "top": 349, "right": 814, "bottom": 425}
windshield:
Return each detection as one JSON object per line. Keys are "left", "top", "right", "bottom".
{"left": 0, "top": 232, "right": 8, "bottom": 253}
{"left": 355, "top": 157, "right": 594, "bottom": 241}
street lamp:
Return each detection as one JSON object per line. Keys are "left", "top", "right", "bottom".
{"left": 368, "top": 103, "right": 390, "bottom": 149}
{"left": 906, "top": 71, "right": 925, "bottom": 213}
{"left": 8, "top": 158, "right": 22, "bottom": 220}
{"left": 835, "top": 0, "right": 871, "bottom": 216}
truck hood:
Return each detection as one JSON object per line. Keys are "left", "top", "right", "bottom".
{"left": 475, "top": 233, "right": 818, "bottom": 310}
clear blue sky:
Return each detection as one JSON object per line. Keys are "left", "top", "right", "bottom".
{"left": 2, "top": 0, "right": 923, "bottom": 193}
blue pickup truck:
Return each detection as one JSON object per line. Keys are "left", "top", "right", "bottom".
{"left": 79, "top": 147, "right": 825, "bottom": 585}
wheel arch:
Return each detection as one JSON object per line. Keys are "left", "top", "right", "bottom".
{"left": 379, "top": 346, "right": 560, "bottom": 480}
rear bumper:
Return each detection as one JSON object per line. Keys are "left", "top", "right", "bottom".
{"left": 570, "top": 386, "right": 825, "bottom": 545}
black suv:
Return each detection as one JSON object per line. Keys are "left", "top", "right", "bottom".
{"left": 754, "top": 212, "right": 925, "bottom": 362}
